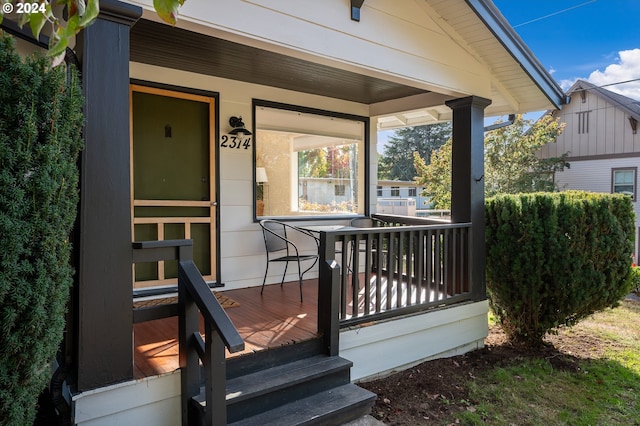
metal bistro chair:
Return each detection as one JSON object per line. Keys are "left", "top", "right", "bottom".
{"left": 259, "top": 219, "right": 320, "bottom": 302}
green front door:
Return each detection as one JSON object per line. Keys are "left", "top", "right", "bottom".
{"left": 130, "top": 85, "right": 216, "bottom": 288}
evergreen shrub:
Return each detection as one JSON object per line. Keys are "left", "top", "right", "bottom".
{"left": 0, "top": 34, "right": 83, "bottom": 425}
{"left": 485, "top": 191, "right": 634, "bottom": 345}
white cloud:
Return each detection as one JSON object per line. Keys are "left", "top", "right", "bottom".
{"left": 586, "top": 49, "right": 640, "bottom": 100}
{"left": 557, "top": 78, "right": 575, "bottom": 91}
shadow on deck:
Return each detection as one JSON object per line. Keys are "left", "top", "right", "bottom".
{"left": 133, "top": 280, "right": 320, "bottom": 378}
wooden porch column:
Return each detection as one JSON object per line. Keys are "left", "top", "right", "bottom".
{"left": 74, "top": 0, "right": 141, "bottom": 391}
{"left": 445, "top": 96, "right": 491, "bottom": 302}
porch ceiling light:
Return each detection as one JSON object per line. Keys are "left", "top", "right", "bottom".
{"left": 229, "top": 116, "right": 252, "bottom": 136}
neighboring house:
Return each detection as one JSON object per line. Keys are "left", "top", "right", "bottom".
{"left": 3, "top": 1, "right": 566, "bottom": 424}
{"left": 377, "top": 180, "right": 431, "bottom": 217}
{"left": 538, "top": 80, "right": 640, "bottom": 254}
{"left": 377, "top": 180, "right": 431, "bottom": 209}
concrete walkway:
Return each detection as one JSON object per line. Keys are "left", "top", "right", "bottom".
{"left": 342, "top": 415, "right": 386, "bottom": 426}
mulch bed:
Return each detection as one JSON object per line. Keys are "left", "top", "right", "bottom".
{"left": 359, "top": 297, "right": 640, "bottom": 425}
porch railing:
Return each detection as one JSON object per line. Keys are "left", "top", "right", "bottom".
{"left": 132, "top": 240, "right": 244, "bottom": 426}
{"left": 318, "top": 215, "right": 475, "bottom": 330}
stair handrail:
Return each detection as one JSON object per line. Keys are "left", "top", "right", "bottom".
{"left": 178, "top": 259, "right": 244, "bottom": 426}
{"left": 131, "top": 240, "right": 244, "bottom": 426}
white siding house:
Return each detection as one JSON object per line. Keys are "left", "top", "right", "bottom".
{"left": 3, "top": 1, "right": 568, "bottom": 424}
{"left": 539, "top": 80, "right": 640, "bottom": 254}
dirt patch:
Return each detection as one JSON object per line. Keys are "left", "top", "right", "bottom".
{"left": 359, "top": 299, "right": 639, "bottom": 425}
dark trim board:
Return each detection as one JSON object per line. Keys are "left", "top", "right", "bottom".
{"left": 252, "top": 99, "right": 371, "bottom": 220}
{"left": 0, "top": 19, "right": 49, "bottom": 48}
{"left": 73, "top": 1, "right": 142, "bottom": 392}
{"left": 129, "top": 80, "right": 223, "bottom": 286}
{"left": 566, "top": 152, "right": 640, "bottom": 162}
{"left": 130, "top": 79, "right": 220, "bottom": 100}
{"left": 129, "top": 19, "right": 427, "bottom": 106}
{"left": 446, "top": 96, "right": 492, "bottom": 302}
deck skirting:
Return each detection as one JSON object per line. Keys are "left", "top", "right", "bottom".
{"left": 341, "top": 300, "right": 489, "bottom": 382}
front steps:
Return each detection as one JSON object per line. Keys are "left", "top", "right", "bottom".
{"left": 191, "top": 338, "right": 376, "bottom": 425}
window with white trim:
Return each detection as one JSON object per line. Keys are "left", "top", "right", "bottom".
{"left": 612, "top": 168, "right": 636, "bottom": 200}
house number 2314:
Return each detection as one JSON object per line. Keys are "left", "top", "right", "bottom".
{"left": 220, "top": 135, "right": 251, "bottom": 149}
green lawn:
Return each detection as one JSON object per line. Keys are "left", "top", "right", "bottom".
{"left": 456, "top": 299, "right": 640, "bottom": 425}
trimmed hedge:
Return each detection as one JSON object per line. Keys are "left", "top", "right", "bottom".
{"left": 0, "top": 34, "right": 83, "bottom": 425}
{"left": 485, "top": 191, "right": 634, "bottom": 345}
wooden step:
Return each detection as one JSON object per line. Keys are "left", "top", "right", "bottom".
{"left": 192, "top": 355, "right": 375, "bottom": 425}
{"left": 227, "top": 355, "right": 352, "bottom": 405}
{"left": 226, "top": 337, "right": 324, "bottom": 379}
{"left": 193, "top": 355, "right": 355, "bottom": 423}
{"left": 228, "top": 383, "right": 376, "bottom": 426}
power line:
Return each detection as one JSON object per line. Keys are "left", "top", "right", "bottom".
{"left": 568, "top": 78, "right": 640, "bottom": 101}
{"left": 513, "top": 0, "right": 597, "bottom": 28}
{"left": 596, "top": 78, "right": 640, "bottom": 89}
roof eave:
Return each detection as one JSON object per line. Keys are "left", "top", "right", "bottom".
{"left": 465, "top": 0, "right": 569, "bottom": 110}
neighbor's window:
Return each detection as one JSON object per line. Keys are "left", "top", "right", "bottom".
{"left": 254, "top": 102, "right": 367, "bottom": 218}
{"left": 377, "top": 186, "right": 383, "bottom": 196}
{"left": 612, "top": 168, "right": 636, "bottom": 200}
{"left": 408, "top": 187, "right": 417, "bottom": 197}
{"left": 391, "top": 186, "right": 400, "bottom": 197}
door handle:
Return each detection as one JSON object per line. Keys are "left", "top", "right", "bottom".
{"left": 211, "top": 201, "right": 218, "bottom": 206}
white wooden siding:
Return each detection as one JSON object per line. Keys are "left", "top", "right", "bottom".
{"left": 72, "top": 372, "right": 181, "bottom": 426}
{"left": 127, "top": 0, "right": 493, "bottom": 100}
{"left": 130, "top": 62, "right": 364, "bottom": 289}
{"left": 343, "top": 300, "right": 488, "bottom": 381}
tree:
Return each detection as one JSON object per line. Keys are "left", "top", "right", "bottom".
{"left": 0, "top": 0, "right": 184, "bottom": 64}
{"left": 484, "top": 114, "right": 567, "bottom": 197}
{"left": 414, "top": 139, "right": 451, "bottom": 209}
{"left": 378, "top": 122, "right": 451, "bottom": 181}
{"left": 415, "top": 114, "right": 568, "bottom": 208}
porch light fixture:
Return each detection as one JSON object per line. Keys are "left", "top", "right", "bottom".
{"left": 228, "top": 116, "right": 252, "bottom": 136}
{"left": 351, "top": 0, "right": 364, "bottom": 21}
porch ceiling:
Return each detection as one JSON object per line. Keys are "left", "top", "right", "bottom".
{"left": 130, "top": 19, "right": 428, "bottom": 105}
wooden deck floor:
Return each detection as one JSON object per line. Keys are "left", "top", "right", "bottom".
{"left": 133, "top": 272, "right": 441, "bottom": 378}
{"left": 133, "top": 280, "right": 320, "bottom": 378}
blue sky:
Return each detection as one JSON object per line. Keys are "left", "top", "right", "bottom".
{"left": 378, "top": 0, "right": 640, "bottom": 152}
{"left": 493, "top": 0, "right": 640, "bottom": 99}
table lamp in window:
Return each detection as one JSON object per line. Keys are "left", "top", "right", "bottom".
{"left": 256, "top": 167, "right": 268, "bottom": 216}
